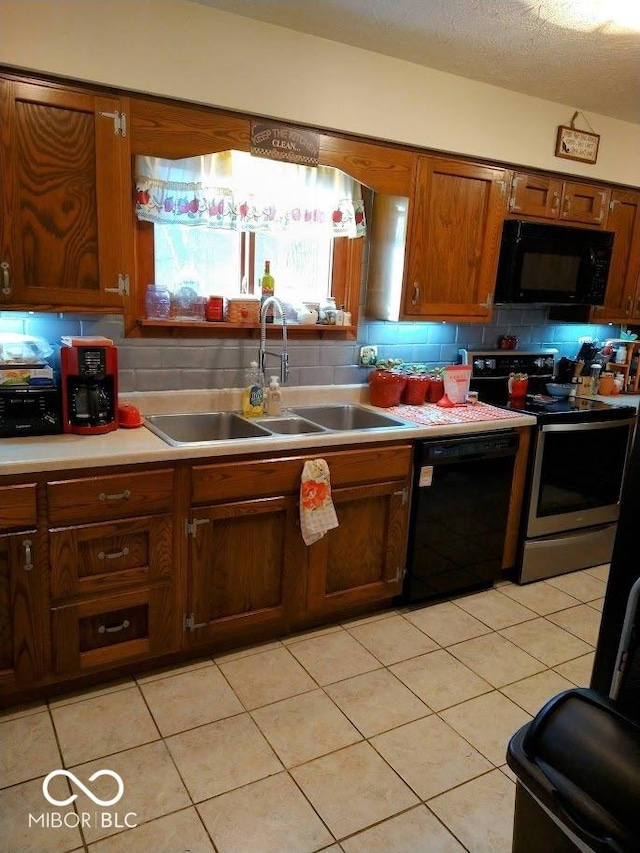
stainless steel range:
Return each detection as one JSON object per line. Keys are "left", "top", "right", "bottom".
{"left": 460, "top": 349, "right": 637, "bottom": 583}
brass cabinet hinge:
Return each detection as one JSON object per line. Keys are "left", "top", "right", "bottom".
{"left": 103, "top": 273, "right": 130, "bottom": 297}
{"left": 184, "top": 518, "right": 210, "bottom": 538}
{"left": 98, "top": 110, "right": 127, "bottom": 136}
{"left": 183, "top": 613, "right": 207, "bottom": 631}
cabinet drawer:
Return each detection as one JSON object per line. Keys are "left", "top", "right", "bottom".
{"left": 192, "top": 444, "right": 412, "bottom": 504}
{"left": 51, "top": 585, "right": 174, "bottom": 673}
{"left": 47, "top": 469, "right": 174, "bottom": 525}
{"left": 50, "top": 515, "right": 173, "bottom": 601}
{"left": 0, "top": 484, "right": 37, "bottom": 531}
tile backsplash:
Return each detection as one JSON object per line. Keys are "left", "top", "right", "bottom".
{"left": 0, "top": 308, "right": 621, "bottom": 393}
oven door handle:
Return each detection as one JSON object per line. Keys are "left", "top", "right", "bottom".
{"left": 541, "top": 418, "right": 636, "bottom": 434}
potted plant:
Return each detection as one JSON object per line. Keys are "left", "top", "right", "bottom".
{"left": 401, "top": 364, "right": 431, "bottom": 405}
{"left": 368, "top": 358, "right": 406, "bottom": 408}
{"left": 426, "top": 367, "right": 445, "bottom": 403}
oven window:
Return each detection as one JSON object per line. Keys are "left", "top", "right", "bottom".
{"left": 537, "top": 424, "right": 630, "bottom": 517}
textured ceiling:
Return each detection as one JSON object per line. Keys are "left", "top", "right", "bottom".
{"left": 189, "top": 0, "right": 640, "bottom": 123}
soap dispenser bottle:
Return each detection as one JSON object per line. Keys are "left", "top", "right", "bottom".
{"left": 242, "top": 361, "right": 264, "bottom": 417}
{"left": 267, "top": 376, "right": 282, "bottom": 416}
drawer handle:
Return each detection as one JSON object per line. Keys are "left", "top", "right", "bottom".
{"left": 1, "top": 261, "right": 10, "bottom": 296}
{"left": 23, "top": 539, "right": 33, "bottom": 571}
{"left": 98, "top": 619, "right": 130, "bottom": 634}
{"left": 99, "top": 489, "right": 131, "bottom": 503}
{"left": 98, "top": 547, "right": 130, "bottom": 561}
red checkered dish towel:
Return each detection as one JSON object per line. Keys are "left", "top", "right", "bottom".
{"left": 300, "top": 459, "right": 339, "bottom": 546}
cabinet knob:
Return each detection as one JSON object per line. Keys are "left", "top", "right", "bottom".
{"left": 412, "top": 283, "right": 420, "bottom": 306}
{"left": 551, "top": 192, "right": 560, "bottom": 212}
{"left": 562, "top": 196, "right": 572, "bottom": 215}
{"left": 98, "top": 547, "right": 130, "bottom": 561}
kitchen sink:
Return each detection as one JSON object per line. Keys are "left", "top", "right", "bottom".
{"left": 289, "top": 404, "right": 408, "bottom": 431}
{"left": 254, "top": 416, "right": 327, "bottom": 435}
{"left": 145, "top": 412, "right": 272, "bottom": 445}
{"left": 145, "top": 404, "right": 408, "bottom": 447}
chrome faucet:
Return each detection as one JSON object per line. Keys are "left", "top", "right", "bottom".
{"left": 259, "top": 296, "right": 289, "bottom": 384}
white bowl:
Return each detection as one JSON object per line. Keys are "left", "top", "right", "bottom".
{"left": 546, "top": 383, "right": 573, "bottom": 398}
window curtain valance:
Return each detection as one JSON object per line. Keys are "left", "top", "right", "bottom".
{"left": 134, "top": 151, "right": 366, "bottom": 238}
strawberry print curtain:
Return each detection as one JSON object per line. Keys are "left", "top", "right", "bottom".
{"left": 134, "top": 151, "right": 366, "bottom": 238}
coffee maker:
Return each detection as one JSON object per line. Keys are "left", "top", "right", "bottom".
{"left": 60, "top": 342, "right": 118, "bottom": 434}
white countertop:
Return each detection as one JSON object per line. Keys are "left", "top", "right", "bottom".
{"left": 0, "top": 385, "right": 536, "bottom": 477}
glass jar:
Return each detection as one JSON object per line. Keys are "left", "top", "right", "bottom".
{"left": 401, "top": 375, "right": 430, "bottom": 405}
{"left": 145, "top": 284, "right": 171, "bottom": 319}
{"left": 368, "top": 370, "right": 406, "bottom": 408}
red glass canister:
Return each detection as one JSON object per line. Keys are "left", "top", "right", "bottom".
{"left": 205, "top": 295, "right": 225, "bottom": 321}
{"left": 368, "top": 370, "right": 407, "bottom": 408}
{"left": 426, "top": 377, "right": 444, "bottom": 403}
{"left": 401, "top": 375, "right": 430, "bottom": 405}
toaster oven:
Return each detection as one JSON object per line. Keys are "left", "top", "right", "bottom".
{"left": 0, "top": 386, "right": 63, "bottom": 437}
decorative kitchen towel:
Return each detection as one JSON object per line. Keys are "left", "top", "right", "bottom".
{"left": 300, "top": 458, "right": 339, "bottom": 545}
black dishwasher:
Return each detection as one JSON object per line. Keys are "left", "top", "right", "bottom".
{"left": 402, "top": 431, "right": 519, "bottom": 604}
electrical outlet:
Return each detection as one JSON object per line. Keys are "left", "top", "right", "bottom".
{"left": 359, "top": 345, "right": 378, "bottom": 366}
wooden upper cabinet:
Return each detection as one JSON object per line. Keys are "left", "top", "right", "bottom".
{"left": 0, "top": 77, "right": 132, "bottom": 310}
{"left": 591, "top": 189, "right": 640, "bottom": 323}
{"left": 508, "top": 172, "right": 610, "bottom": 226}
{"left": 403, "top": 157, "right": 508, "bottom": 322}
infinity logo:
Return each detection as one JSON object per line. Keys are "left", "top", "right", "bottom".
{"left": 42, "top": 769, "right": 124, "bottom": 807}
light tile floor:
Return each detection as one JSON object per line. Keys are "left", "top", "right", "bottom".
{"left": 0, "top": 566, "right": 608, "bottom": 853}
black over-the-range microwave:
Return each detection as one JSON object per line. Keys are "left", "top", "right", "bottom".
{"left": 494, "top": 220, "right": 614, "bottom": 305}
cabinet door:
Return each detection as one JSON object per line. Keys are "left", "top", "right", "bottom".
{"left": 187, "top": 496, "right": 302, "bottom": 645}
{"left": 404, "top": 157, "right": 508, "bottom": 321}
{"left": 0, "top": 77, "right": 131, "bottom": 309}
{"left": 559, "top": 181, "right": 610, "bottom": 226}
{"left": 0, "top": 530, "right": 45, "bottom": 689}
{"left": 305, "top": 481, "right": 409, "bottom": 619}
{"left": 508, "top": 173, "right": 563, "bottom": 219}
{"left": 591, "top": 190, "right": 640, "bottom": 323}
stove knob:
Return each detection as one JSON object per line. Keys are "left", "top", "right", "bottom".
{"left": 486, "top": 359, "right": 496, "bottom": 370}
{"left": 474, "top": 359, "right": 485, "bottom": 370}
{"left": 533, "top": 358, "right": 544, "bottom": 368}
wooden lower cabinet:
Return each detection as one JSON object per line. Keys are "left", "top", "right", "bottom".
{"left": 46, "top": 466, "right": 179, "bottom": 677}
{"left": 186, "top": 495, "right": 303, "bottom": 644}
{"left": 187, "top": 443, "right": 412, "bottom": 644}
{"left": 0, "top": 483, "right": 45, "bottom": 691}
{"left": 305, "top": 481, "right": 409, "bottom": 618}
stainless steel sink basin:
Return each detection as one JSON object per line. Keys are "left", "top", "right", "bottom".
{"left": 145, "top": 412, "right": 272, "bottom": 445}
{"left": 255, "top": 416, "right": 327, "bottom": 435}
{"left": 290, "top": 404, "right": 408, "bottom": 431}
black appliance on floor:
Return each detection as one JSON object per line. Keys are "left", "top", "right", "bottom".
{"left": 506, "top": 413, "right": 640, "bottom": 853}
{"left": 402, "top": 431, "right": 519, "bottom": 604}
{"left": 459, "top": 349, "right": 636, "bottom": 583}
{"left": 592, "top": 406, "right": 640, "bottom": 700}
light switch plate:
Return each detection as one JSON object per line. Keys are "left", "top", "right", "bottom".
{"left": 359, "top": 345, "right": 378, "bottom": 366}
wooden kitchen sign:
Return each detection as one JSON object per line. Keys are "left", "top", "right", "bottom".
{"left": 251, "top": 121, "right": 319, "bottom": 166}
{"left": 555, "top": 123, "right": 600, "bottom": 164}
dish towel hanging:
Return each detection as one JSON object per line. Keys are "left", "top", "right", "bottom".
{"left": 300, "top": 459, "right": 339, "bottom": 546}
